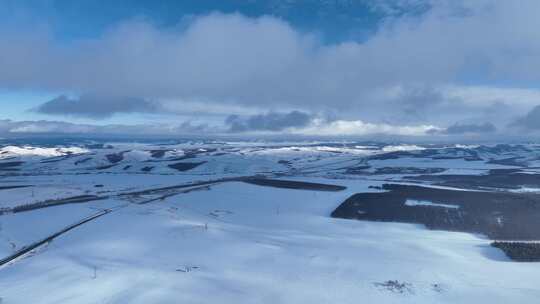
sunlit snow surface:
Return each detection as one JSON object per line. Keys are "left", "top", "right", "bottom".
{"left": 1, "top": 140, "right": 540, "bottom": 303}
{"left": 405, "top": 199, "right": 460, "bottom": 209}
{"left": 0, "top": 145, "right": 89, "bottom": 158}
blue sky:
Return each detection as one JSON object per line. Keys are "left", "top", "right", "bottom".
{"left": 2, "top": 0, "right": 388, "bottom": 41}
{"left": 2, "top": 1, "right": 540, "bottom": 138}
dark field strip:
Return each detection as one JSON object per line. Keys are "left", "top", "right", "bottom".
{"left": 94, "top": 164, "right": 118, "bottom": 170}
{"left": 119, "top": 176, "right": 249, "bottom": 196}
{"left": 332, "top": 184, "right": 540, "bottom": 261}
{"left": 491, "top": 242, "right": 540, "bottom": 262}
{"left": 167, "top": 161, "right": 206, "bottom": 171}
{"left": 105, "top": 151, "right": 128, "bottom": 163}
{"left": 6, "top": 195, "right": 107, "bottom": 214}
{"left": 1, "top": 176, "right": 345, "bottom": 215}
{"left": 0, "top": 161, "right": 24, "bottom": 170}
{"left": 244, "top": 178, "right": 346, "bottom": 191}
{"left": 407, "top": 169, "right": 540, "bottom": 190}
{"left": 0, "top": 185, "right": 31, "bottom": 191}
{"left": 1, "top": 176, "right": 249, "bottom": 215}
{"left": 74, "top": 157, "right": 93, "bottom": 165}
{"left": 39, "top": 153, "right": 83, "bottom": 163}
{"left": 332, "top": 184, "right": 540, "bottom": 240}
{"left": 149, "top": 149, "right": 168, "bottom": 158}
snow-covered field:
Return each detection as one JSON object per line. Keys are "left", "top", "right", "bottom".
{"left": 1, "top": 140, "right": 540, "bottom": 303}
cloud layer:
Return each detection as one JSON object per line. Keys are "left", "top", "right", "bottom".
{"left": 0, "top": 115, "right": 440, "bottom": 138}
{"left": 2, "top": 1, "right": 540, "bottom": 136}
{"left": 225, "top": 111, "right": 313, "bottom": 132}
{"left": 36, "top": 94, "right": 160, "bottom": 118}
{"left": 0, "top": 119, "right": 212, "bottom": 136}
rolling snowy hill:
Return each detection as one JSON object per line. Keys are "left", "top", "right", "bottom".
{"left": 1, "top": 140, "right": 540, "bottom": 303}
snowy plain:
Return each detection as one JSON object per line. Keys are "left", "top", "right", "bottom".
{"left": 1, "top": 141, "right": 540, "bottom": 303}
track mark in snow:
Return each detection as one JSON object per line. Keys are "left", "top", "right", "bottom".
{"left": 373, "top": 280, "right": 414, "bottom": 294}
{"left": 0, "top": 209, "right": 111, "bottom": 268}
{"left": 175, "top": 265, "right": 200, "bottom": 273}
{"left": 404, "top": 199, "right": 460, "bottom": 209}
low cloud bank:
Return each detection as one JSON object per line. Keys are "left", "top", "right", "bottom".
{"left": 224, "top": 111, "right": 440, "bottom": 136}
{"left": 441, "top": 122, "right": 497, "bottom": 135}
{"left": 35, "top": 94, "right": 160, "bottom": 119}
{"left": 0, "top": 115, "right": 441, "bottom": 138}
{"left": 225, "top": 111, "right": 312, "bottom": 132}
{"left": 511, "top": 105, "right": 540, "bottom": 130}
{"left": 0, "top": 119, "right": 210, "bottom": 136}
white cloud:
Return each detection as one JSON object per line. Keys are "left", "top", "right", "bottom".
{"left": 292, "top": 118, "right": 440, "bottom": 136}
{"left": 9, "top": 122, "right": 93, "bottom": 133}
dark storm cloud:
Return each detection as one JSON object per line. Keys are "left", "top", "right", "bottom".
{"left": 510, "top": 105, "right": 540, "bottom": 130}
{"left": 225, "top": 111, "right": 313, "bottom": 132}
{"left": 443, "top": 122, "right": 497, "bottom": 134}
{"left": 35, "top": 94, "right": 160, "bottom": 118}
